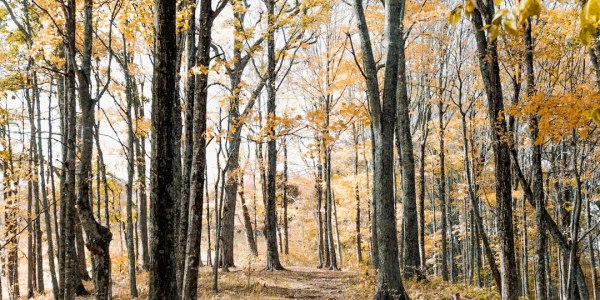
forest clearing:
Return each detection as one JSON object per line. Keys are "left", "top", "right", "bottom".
{"left": 0, "top": 0, "right": 599, "bottom": 299}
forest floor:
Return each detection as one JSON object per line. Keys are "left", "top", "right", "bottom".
{"left": 108, "top": 265, "right": 369, "bottom": 299}
{"left": 106, "top": 264, "right": 498, "bottom": 300}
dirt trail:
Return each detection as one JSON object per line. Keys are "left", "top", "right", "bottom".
{"left": 196, "top": 265, "right": 365, "bottom": 299}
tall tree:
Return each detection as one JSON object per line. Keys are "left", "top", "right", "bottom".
{"left": 265, "top": 0, "right": 284, "bottom": 271}
{"left": 469, "top": 3, "right": 519, "bottom": 299}
{"left": 149, "top": 0, "right": 179, "bottom": 298}
{"left": 354, "top": 0, "right": 409, "bottom": 297}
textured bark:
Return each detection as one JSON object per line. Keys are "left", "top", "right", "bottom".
{"left": 417, "top": 107, "right": 429, "bottom": 270}
{"left": 134, "top": 102, "right": 149, "bottom": 271}
{"left": 178, "top": 0, "right": 197, "bottom": 286}
{"left": 283, "top": 139, "right": 289, "bottom": 255}
{"left": 149, "top": 0, "right": 179, "bottom": 298}
{"left": 438, "top": 100, "right": 449, "bottom": 282}
{"left": 471, "top": 7, "right": 519, "bottom": 299}
{"left": 265, "top": 0, "right": 284, "bottom": 271}
{"left": 355, "top": 0, "right": 408, "bottom": 298}
{"left": 181, "top": 0, "right": 210, "bottom": 295}
{"left": 524, "top": 20, "right": 547, "bottom": 300}
{"left": 239, "top": 175, "right": 258, "bottom": 256}
{"left": 3, "top": 124, "right": 20, "bottom": 299}
{"left": 62, "top": 1, "right": 81, "bottom": 297}
{"left": 180, "top": 0, "right": 196, "bottom": 277}
{"left": 27, "top": 72, "right": 45, "bottom": 295}
{"left": 353, "top": 0, "right": 381, "bottom": 272}
{"left": 324, "top": 138, "right": 338, "bottom": 269}
{"left": 220, "top": 4, "right": 265, "bottom": 268}
{"left": 396, "top": 20, "right": 419, "bottom": 280}
{"left": 353, "top": 124, "right": 363, "bottom": 264}
{"left": 124, "top": 55, "right": 139, "bottom": 298}
{"left": 316, "top": 151, "right": 326, "bottom": 268}
{"left": 37, "top": 75, "right": 59, "bottom": 298}
{"left": 75, "top": 1, "right": 114, "bottom": 298}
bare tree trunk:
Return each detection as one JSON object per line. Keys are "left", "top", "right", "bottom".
{"left": 239, "top": 174, "right": 258, "bottom": 256}
{"left": 180, "top": 0, "right": 196, "bottom": 282}
{"left": 471, "top": 7, "right": 519, "bottom": 299}
{"left": 124, "top": 55, "right": 139, "bottom": 298}
{"left": 265, "top": 0, "right": 283, "bottom": 271}
{"left": 283, "top": 139, "right": 289, "bottom": 255}
{"left": 38, "top": 77, "right": 59, "bottom": 297}
{"left": 438, "top": 100, "right": 449, "bottom": 282}
{"left": 524, "top": 19, "right": 547, "bottom": 300}
{"left": 134, "top": 104, "right": 149, "bottom": 271}
{"left": 353, "top": 124, "right": 363, "bottom": 265}
{"left": 73, "top": 1, "right": 114, "bottom": 298}
{"left": 396, "top": 14, "right": 420, "bottom": 280}
{"left": 354, "top": 0, "right": 408, "bottom": 297}
{"left": 2, "top": 122, "right": 20, "bottom": 299}
{"left": 149, "top": 0, "right": 179, "bottom": 297}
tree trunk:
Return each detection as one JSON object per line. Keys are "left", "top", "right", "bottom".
{"left": 265, "top": 0, "right": 284, "bottom": 271}
{"left": 396, "top": 17, "right": 420, "bottom": 280}
{"left": 354, "top": 0, "right": 408, "bottom": 297}
{"left": 124, "top": 56, "right": 139, "bottom": 298}
{"left": 471, "top": 7, "right": 519, "bottom": 299}
{"left": 180, "top": 0, "right": 196, "bottom": 284}
{"left": 239, "top": 174, "right": 258, "bottom": 256}
{"left": 73, "top": 1, "right": 114, "bottom": 298}
{"left": 438, "top": 100, "right": 449, "bottom": 282}
{"left": 149, "top": 0, "right": 179, "bottom": 297}
{"left": 38, "top": 76, "right": 59, "bottom": 298}
{"left": 353, "top": 124, "right": 363, "bottom": 265}
{"left": 524, "top": 19, "right": 547, "bottom": 300}
{"left": 134, "top": 103, "right": 149, "bottom": 271}
{"left": 283, "top": 139, "right": 289, "bottom": 255}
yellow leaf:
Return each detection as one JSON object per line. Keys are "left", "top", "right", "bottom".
{"left": 582, "top": 0, "right": 600, "bottom": 26}
{"left": 503, "top": 16, "right": 519, "bottom": 36}
{"left": 519, "top": 0, "right": 543, "bottom": 24}
{"left": 579, "top": 25, "right": 594, "bottom": 45}
{"left": 492, "top": 9, "right": 508, "bottom": 25}
{"left": 488, "top": 24, "right": 500, "bottom": 42}
{"left": 449, "top": 7, "right": 462, "bottom": 25}
{"left": 584, "top": 108, "right": 600, "bottom": 125}
{"left": 465, "top": 0, "right": 475, "bottom": 16}
{"left": 494, "top": 0, "right": 502, "bottom": 6}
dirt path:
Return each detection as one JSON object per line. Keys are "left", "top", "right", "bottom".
{"left": 196, "top": 265, "right": 366, "bottom": 299}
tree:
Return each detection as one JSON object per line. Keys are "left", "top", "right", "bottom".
{"left": 149, "top": 0, "right": 179, "bottom": 298}
{"left": 353, "top": 0, "right": 409, "bottom": 297}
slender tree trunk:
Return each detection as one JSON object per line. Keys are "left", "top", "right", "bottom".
{"left": 134, "top": 104, "right": 149, "bottom": 271}
{"left": 471, "top": 8, "right": 519, "bottom": 299}
{"left": 124, "top": 56, "right": 139, "bottom": 298}
{"left": 283, "top": 139, "right": 289, "bottom": 255}
{"left": 316, "top": 148, "right": 326, "bottom": 268}
{"left": 524, "top": 19, "right": 547, "bottom": 300}
{"left": 353, "top": 124, "right": 363, "bottom": 265}
{"left": 355, "top": 0, "right": 408, "bottom": 297}
{"left": 74, "top": 1, "right": 114, "bottom": 298}
{"left": 438, "top": 100, "right": 449, "bottom": 282}
{"left": 396, "top": 15, "right": 420, "bottom": 279}
{"left": 38, "top": 76, "right": 59, "bottom": 298}
{"left": 149, "top": 0, "right": 179, "bottom": 297}
{"left": 239, "top": 174, "right": 258, "bottom": 256}
{"left": 265, "top": 0, "right": 284, "bottom": 271}
{"left": 180, "top": 0, "right": 196, "bottom": 284}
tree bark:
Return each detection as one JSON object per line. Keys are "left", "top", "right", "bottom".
{"left": 149, "top": 0, "right": 179, "bottom": 298}
{"left": 355, "top": 0, "right": 408, "bottom": 297}
{"left": 265, "top": 0, "right": 284, "bottom": 271}
{"left": 471, "top": 7, "right": 519, "bottom": 299}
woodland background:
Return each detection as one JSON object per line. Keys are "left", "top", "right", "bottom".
{"left": 0, "top": 0, "right": 599, "bottom": 299}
